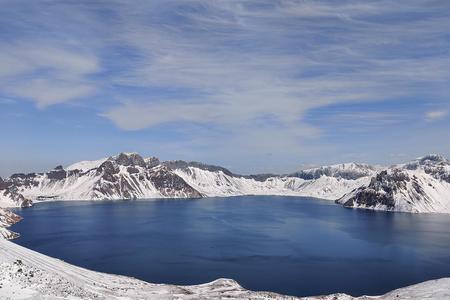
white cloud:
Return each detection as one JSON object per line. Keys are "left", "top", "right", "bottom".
{"left": 98, "top": 1, "right": 450, "bottom": 139}
{"left": 425, "top": 110, "right": 449, "bottom": 122}
{"left": 8, "top": 78, "right": 96, "bottom": 108}
{"left": 2, "top": 0, "right": 450, "bottom": 167}
{"left": 0, "top": 42, "right": 100, "bottom": 107}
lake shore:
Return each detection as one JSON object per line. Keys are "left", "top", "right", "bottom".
{"left": 1, "top": 238, "right": 450, "bottom": 299}
{"left": 2, "top": 198, "right": 450, "bottom": 299}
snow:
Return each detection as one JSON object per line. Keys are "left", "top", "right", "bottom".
{"left": 2, "top": 152, "right": 450, "bottom": 214}
{"left": 19, "top": 170, "right": 102, "bottom": 201}
{"left": 174, "top": 167, "right": 370, "bottom": 200}
{"left": 0, "top": 238, "right": 449, "bottom": 299}
{"left": 392, "top": 169, "right": 450, "bottom": 213}
{"left": 339, "top": 161, "right": 450, "bottom": 214}
{"left": 1, "top": 153, "right": 450, "bottom": 298}
{"left": 66, "top": 158, "right": 107, "bottom": 172}
{"left": 0, "top": 238, "right": 304, "bottom": 299}
{"left": 0, "top": 192, "right": 17, "bottom": 208}
{"left": 3, "top": 158, "right": 375, "bottom": 208}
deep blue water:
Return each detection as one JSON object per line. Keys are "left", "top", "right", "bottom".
{"left": 11, "top": 196, "right": 450, "bottom": 297}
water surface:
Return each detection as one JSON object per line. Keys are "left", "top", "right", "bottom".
{"left": 11, "top": 196, "right": 450, "bottom": 297}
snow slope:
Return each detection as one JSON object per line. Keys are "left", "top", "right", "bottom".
{"left": 1, "top": 152, "right": 450, "bottom": 213}
{"left": 338, "top": 155, "right": 450, "bottom": 213}
{"left": 0, "top": 238, "right": 449, "bottom": 299}
{"left": 66, "top": 157, "right": 107, "bottom": 172}
{"left": 0, "top": 154, "right": 450, "bottom": 298}
{"left": 0, "top": 153, "right": 376, "bottom": 208}
{"left": 173, "top": 166, "right": 370, "bottom": 200}
{"left": 0, "top": 153, "right": 202, "bottom": 207}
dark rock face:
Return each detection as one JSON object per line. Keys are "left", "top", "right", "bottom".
{"left": 149, "top": 166, "right": 202, "bottom": 198}
{"left": 245, "top": 174, "right": 277, "bottom": 182}
{"left": 341, "top": 188, "right": 395, "bottom": 209}
{"left": 338, "top": 168, "right": 423, "bottom": 210}
{"left": 97, "top": 161, "right": 120, "bottom": 182}
{"left": 0, "top": 208, "right": 23, "bottom": 239}
{"left": 5, "top": 174, "right": 39, "bottom": 191}
{"left": 1, "top": 188, "right": 32, "bottom": 207}
{"left": 1, "top": 152, "right": 206, "bottom": 203}
{"left": 90, "top": 158, "right": 202, "bottom": 199}
{"left": 1, "top": 173, "right": 36, "bottom": 207}
{"left": 0, "top": 177, "right": 11, "bottom": 190}
{"left": 404, "top": 155, "right": 450, "bottom": 183}
{"left": 114, "top": 153, "right": 146, "bottom": 168}
{"left": 94, "top": 175, "right": 138, "bottom": 199}
{"left": 127, "top": 166, "right": 140, "bottom": 174}
{"left": 67, "top": 169, "right": 81, "bottom": 177}
{"left": 145, "top": 156, "right": 160, "bottom": 169}
{"left": 10, "top": 173, "right": 28, "bottom": 180}
{"left": 47, "top": 169, "right": 67, "bottom": 180}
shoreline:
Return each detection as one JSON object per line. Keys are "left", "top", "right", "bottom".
{"left": 0, "top": 207, "right": 23, "bottom": 240}
{"left": 1, "top": 199, "right": 450, "bottom": 299}
{"left": 0, "top": 237, "right": 450, "bottom": 299}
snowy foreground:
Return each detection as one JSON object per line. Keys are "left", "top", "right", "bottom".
{"left": 0, "top": 239, "right": 449, "bottom": 300}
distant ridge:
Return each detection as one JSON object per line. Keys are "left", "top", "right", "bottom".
{"left": 0, "top": 152, "right": 448, "bottom": 215}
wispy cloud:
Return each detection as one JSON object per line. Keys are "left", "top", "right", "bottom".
{"left": 425, "top": 110, "right": 449, "bottom": 122}
{"left": 1, "top": 0, "right": 450, "bottom": 170}
{"left": 0, "top": 43, "right": 100, "bottom": 107}
{"left": 99, "top": 0, "right": 450, "bottom": 148}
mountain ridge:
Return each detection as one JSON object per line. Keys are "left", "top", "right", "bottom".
{"left": 0, "top": 152, "right": 449, "bottom": 215}
{"left": 337, "top": 154, "right": 450, "bottom": 213}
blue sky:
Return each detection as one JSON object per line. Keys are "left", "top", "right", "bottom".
{"left": 1, "top": 0, "right": 450, "bottom": 176}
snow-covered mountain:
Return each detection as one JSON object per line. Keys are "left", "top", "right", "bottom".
{"left": 168, "top": 161, "right": 373, "bottom": 200}
{"left": 1, "top": 152, "right": 449, "bottom": 216}
{"left": 0, "top": 153, "right": 201, "bottom": 208}
{"left": 337, "top": 155, "right": 450, "bottom": 213}
{"left": 0, "top": 153, "right": 376, "bottom": 210}
{"left": 1, "top": 154, "right": 450, "bottom": 299}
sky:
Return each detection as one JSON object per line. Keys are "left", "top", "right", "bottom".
{"left": 1, "top": 0, "right": 450, "bottom": 177}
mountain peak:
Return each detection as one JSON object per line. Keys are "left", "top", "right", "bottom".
{"left": 292, "top": 162, "right": 377, "bottom": 180}
{"left": 417, "top": 154, "right": 447, "bottom": 163}
{"left": 110, "top": 152, "right": 146, "bottom": 168}
{"left": 163, "top": 160, "right": 234, "bottom": 176}
{"left": 403, "top": 154, "right": 449, "bottom": 171}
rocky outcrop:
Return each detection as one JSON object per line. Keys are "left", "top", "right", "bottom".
{"left": 0, "top": 153, "right": 202, "bottom": 204}
{"left": 145, "top": 156, "right": 160, "bottom": 169}
{"left": 339, "top": 169, "right": 408, "bottom": 209}
{"left": 114, "top": 152, "right": 146, "bottom": 168}
{"left": 0, "top": 208, "right": 22, "bottom": 239}
{"left": 148, "top": 166, "right": 202, "bottom": 198}
{"left": 1, "top": 152, "right": 449, "bottom": 214}
{"left": 337, "top": 155, "right": 450, "bottom": 213}
{"left": 0, "top": 152, "right": 374, "bottom": 206}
